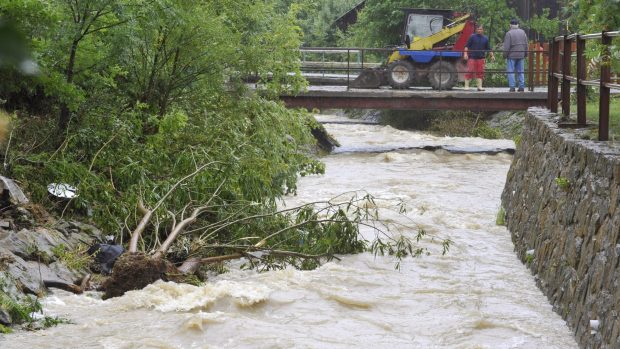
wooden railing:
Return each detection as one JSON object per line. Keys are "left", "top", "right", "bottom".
{"left": 547, "top": 31, "right": 620, "bottom": 141}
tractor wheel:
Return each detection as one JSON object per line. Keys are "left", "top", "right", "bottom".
{"left": 387, "top": 60, "right": 414, "bottom": 89}
{"left": 428, "top": 61, "right": 458, "bottom": 90}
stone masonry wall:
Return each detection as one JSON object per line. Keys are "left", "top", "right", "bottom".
{"left": 501, "top": 108, "right": 620, "bottom": 349}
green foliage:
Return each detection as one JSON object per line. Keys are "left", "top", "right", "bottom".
{"left": 343, "top": 0, "right": 518, "bottom": 48}
{"left": 528, "top": 8, "right": 561, "bottom": 42}
{"left": 0, "top": 290, "right": 70, "bottom": 331}
{"left": 473, "top": 123, "right": 502, "bottom": 139}
{"left": 525, "top": 253, "right": 534, "bottom": 264}
{"left": 0, "top": 323, "right": 10, "bottom": 333}
{"left": 3, "top": 1, "right": 323, "bottom": 246}
{"left": 51, "top": 244, "right": 91, "bottom": 271}
{"left": 429, "top": 111, "right": 502, "bottom": 139}
{"left": 2, "top": 0, "right": 451, "bottom": 275}
{"left": 555, "top": 177, "right": 571, "bottom": 190}
{"left": 564, "top": 0, "right": 620, "bottom": 33}
{"left": 496, "top": 206, "right": 506, "bottom": 226}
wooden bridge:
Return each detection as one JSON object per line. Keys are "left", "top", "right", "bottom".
{"left": 280, "top": 86, "right": 547, "bottom": 111}
{"left": 280, "top": 43, "right": 554, "bottom": 111}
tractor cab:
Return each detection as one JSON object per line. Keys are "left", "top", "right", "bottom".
{"left": 401, "top": 9, "right": 455, "bottom": 47}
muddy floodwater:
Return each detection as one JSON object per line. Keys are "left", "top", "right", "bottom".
{"left": 0, "top": 114, "right": 578, "bottom": 348}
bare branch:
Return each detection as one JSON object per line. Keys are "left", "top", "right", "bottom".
{"left": 177, "top": 254, "right": 242, "bottom": 274}
{"left": 88, "top": 133, "right": 117, "bottom": 172}
{"left": 154, "top": 179, "right": 226, "bottom": 258}
{"left": 153, "top": 205, "right": 208, "bottom": 259}
{"left": 128, "top": 162, "right": 215, "bottom": 252}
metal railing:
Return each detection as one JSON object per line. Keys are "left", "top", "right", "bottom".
{"left": 547, "top": 31, "right": 620, "bottom": 141}
{"left": 299, "top": 46, "right": 549, "bottom": 90}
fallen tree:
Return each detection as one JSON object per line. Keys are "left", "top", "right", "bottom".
{"left": 100, "top": 162, "right": 451, "bottom": 299}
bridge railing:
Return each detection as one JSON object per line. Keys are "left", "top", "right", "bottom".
{"left": 299, "top": 46, "right": 549, "bottom": 90}
{"left": 547, "top": 31, "right": 620, "bottom": 141}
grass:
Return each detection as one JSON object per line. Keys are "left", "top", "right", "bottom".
{"left": 584, "top": 96, "right": 620, "bottom": 140}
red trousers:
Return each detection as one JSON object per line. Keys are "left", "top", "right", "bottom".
{"left": 465, "top": 59, "right": 486, "bottom": 79}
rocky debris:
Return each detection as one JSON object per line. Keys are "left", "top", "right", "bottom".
{"left": 486, "top": 111, "right": 526, "bottom": 139}
{"left": 0, "top": 307, "right": 11, "bottom": 326}
{"left": 0, "top": 203, "right": 103, "bottom": 327}
{"left": 0, "top": 175, "right": 29, "bottom": 205}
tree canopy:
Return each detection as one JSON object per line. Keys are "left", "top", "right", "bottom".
{"left": 0, "top": 0, "right": 438, "bottom": 280}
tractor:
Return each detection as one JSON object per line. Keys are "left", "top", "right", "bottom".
{"left": 351, "top": 9, "right": 476, "bottom": 90}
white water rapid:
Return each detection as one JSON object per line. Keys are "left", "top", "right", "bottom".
{"left": 0, "top": 114, "right": 578, "bottom": 349}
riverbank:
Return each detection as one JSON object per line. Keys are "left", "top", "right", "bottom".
{"left": 338, "top": 109, "right": 525, "bottom": 141}
{"left": 502, "top": 107, "right": 620, "bottom": 349}
{"left": 0, "top": 114, "right": 578, "bottom": 348}
{"left": 0, "top": 202, "right": 102, "bottom": 332}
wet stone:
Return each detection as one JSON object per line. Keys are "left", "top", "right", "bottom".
{"left": 502, "top": 109, "right": 620, "bottom": 349}
{"left": 0, "top": 307, "right": 11, "bottom": 325}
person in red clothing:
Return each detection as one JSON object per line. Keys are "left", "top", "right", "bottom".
{"left": 463, "top": 25, "right": 495, "bottom": 91}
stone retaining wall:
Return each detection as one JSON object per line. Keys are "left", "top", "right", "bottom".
{"left": 501, "top": 108, "right": 620, "bottom": 349}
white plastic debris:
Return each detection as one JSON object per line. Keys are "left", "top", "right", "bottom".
{"left": 590, "top": 319, "right": 600, "bottom": 331}
{"left": 47, "top": 183, "right": 78, "bottom": 199}
{"left": 526, "top": 249, "right": 535, "bottom": 256}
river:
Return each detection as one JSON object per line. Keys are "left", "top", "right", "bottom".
{"left": 0, "top": 114, "right": 578, "bottom": 348}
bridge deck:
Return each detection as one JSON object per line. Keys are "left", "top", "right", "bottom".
{"left": 281, "top": 86, "right": 547, "bottom": 111}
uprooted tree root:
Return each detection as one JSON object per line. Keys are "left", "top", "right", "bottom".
{"left": 102, "top": 253, "right": 169, "bottom": 299}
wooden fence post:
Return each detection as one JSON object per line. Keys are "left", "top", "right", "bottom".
{"left": 543, "top": 43, "right": 549, "bottom": 85}
{"left": 576, "top": 35, "right": 587, "bottom": 125}
{"left": 535, "top": 42, "right": 542, "bottom": 86}
{"left": 561, "top": 35, "right": 572, "bottom": 116}
{"left": 528, "top": 43, "right": 535, "bottom": 91}
{"left": 599, "top": 31, "right": 611, "bottom": 141}
{"left": 548, "top": 40, "right": 560, "bottom": 113}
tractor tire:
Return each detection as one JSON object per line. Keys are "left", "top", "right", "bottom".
{"left": 428, "top": 61, "right": 458, "bottom": 90}
{"left": 387, "top": 60, "right": 415, "bottom": 89}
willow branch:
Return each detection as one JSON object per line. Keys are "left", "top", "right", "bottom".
{"left": 88, "top": 133, "right": 117, "bottom": 172}
{"left": 177, "top": 253, "right": 242, "bottom": 274}
{"left": 153, "top": 205, "right": 208, "bottom": 259}
{"left": 153, "top": 179, "right": 225, "bottom": 258}
{"left": 128, "top": 162, "right": 214, "bottom": 252}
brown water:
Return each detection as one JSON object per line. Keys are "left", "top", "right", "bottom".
{"left": 0, "top": 114, "right": 578, "bottom": 348}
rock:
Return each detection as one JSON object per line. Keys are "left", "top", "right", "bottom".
{"left": 0, "top": 220, "right": 10, "bottom": 229}
{"left": 0, "top": 175, "right": 29, "bottom": 205}
{"left": 0, "top": 307, "right": 11, "bottom": 326}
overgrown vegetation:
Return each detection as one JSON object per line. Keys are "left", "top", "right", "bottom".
{"left": 428, "top": 111, "right": 502, "bottom": 139}
{"left": 0, "top": 283, "right": 69, "bottom": 332}
{"left": 0, "top": 0, "right": 451, "bottom": 301}
{"left": 51, "top": 244, "right": 92, "bottom": 271}
{"left": 1, "top": 1, "right": 319, "bottom": 251}
{"left": 342, "top": 0, "right": 518, "bottom": 48}
{"left": 496, "top": 207, "right": 506, "bottom": 226}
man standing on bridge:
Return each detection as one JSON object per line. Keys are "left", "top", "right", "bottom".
{"left": 503, "top": 19, "right": 528, "bottom": 92}
{"left": 463, "top": 25, "right": 494, "bottom": 91}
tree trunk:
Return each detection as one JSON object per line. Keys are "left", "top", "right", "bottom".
{"left": 58, "top": 39, "right": 80, "bottom": 132}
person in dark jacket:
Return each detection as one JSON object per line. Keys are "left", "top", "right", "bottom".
{"left": 503, "top": 19, "right": 528, "bottom": 92}
{"left": 463, "top": 25, "right": 495, "bottom": 91}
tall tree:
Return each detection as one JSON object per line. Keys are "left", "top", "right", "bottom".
{"left": 343, "top": 0, "right": 518, "bottom": 48}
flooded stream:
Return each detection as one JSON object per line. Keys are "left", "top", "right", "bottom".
{"left": 0, "top": 114, "right": 578, "bottom": 348}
